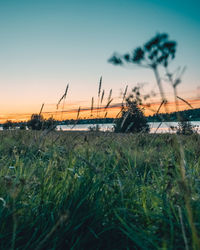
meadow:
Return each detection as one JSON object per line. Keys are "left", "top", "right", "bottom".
{"left": 0, "top": 130, "right": 200, "bottom": 249}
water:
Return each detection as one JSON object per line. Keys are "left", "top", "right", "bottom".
{"left": 149, "top": 121, "right": 200, "bottom": 133}
{"left": 1, "top": 121, "right": 199, "bottom": 133}
{"left": 57, "top": 123, "right": 114, "bottom": 132}
{"left": 57, "top": 121, "right": 200, "bottom": 133}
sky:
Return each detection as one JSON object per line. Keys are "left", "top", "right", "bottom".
{"left": 0, "top": 0, "right": 200, "bottom": 122}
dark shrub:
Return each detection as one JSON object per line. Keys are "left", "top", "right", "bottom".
{"left": 115, "top": 95, "right": 149, "bottom": 133}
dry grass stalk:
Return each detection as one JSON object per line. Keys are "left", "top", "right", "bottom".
{"left": 70, "top": 106, "right": 81, "bottom": 130}
{"left": 122, "top": 85, "right": 128, "bottom": 105}
{"left": 156, "top": 99, "right": 167, "bottom": 115}
{"left": 76, "top": 106, "right": 81, "bottom": 120}
{"left": 108, "top": 89, "right": 112, "bottom": 102}
{"left": 177, "top": 96, "right": 193, "bottom": 109}
{"left": 98, "top": 76, "right": 102, "bottom": 98}
{"left": 90, "top": 97, "right": 94, "bottom": 116}
{"left": 100, "top": 89, "right": 105, "bottom": 104}
{"left": 104, "top": 98, "right": 113, "bottom": 112}
{"left": 97, "top": 76, "right": 102, "bottom": 117}
{"left": 120, "top": 110, "right": 130, "bottom": 129}
{"left": 152, "top": 99, "right": 168, "bottom": 135}
{"left": 57, "top": 84, "right": 69, "bottom": 110}
{"left": 39, "top": 103, "right": 44, "bottom": 115}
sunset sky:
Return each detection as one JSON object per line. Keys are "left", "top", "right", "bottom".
{"left": 0, "top": 0, "right": 200, "bottom": 122}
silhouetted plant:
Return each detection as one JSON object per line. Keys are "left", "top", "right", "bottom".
{"left": 108, "top": 33, "right": 177, "bottom": 102}
{"left": 27, "top": 114, "right": 44, "bottom": 130}
{"left": 115, "top": 87, "right": 149, "bottom": 133}
{"left": 27, "top": 114, "right": 56, "bottom": 130}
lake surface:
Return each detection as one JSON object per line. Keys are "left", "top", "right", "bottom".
{"left": 0, "top": 121, "right": 199, "bottom": 133}
{"left": 57, "top": 121, "right": 200, "bottom": 133}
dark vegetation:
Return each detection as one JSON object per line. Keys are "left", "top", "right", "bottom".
{"left": 2, "top": 115, "right": 56, "bottom": 131}
{"left": 27, "top": 114, "right": 56, "bottom": 131}
{"left": 148, "top": 108, "right": 200, "bottom": 122}
{"left": 108, "top": 33, "right": 177, "bottom": 104}
{"left": 114, "top": 86, "right": 149, "bottom": 133}
{"left": 2, "top": 120, "right": 14, "bottom": 130}
{"left": 0, "top": 131, "right": 200, "bottom": 249}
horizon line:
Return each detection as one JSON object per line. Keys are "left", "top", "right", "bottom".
{"left": 0, "top": 98, "right": 200, "bottom": 123}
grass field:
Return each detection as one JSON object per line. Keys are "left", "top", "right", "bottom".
{"left": 0, "top": 130, "right": 200, "bottom": 249}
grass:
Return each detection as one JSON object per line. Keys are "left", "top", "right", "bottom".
{"left": 0, "top": 130, "right": 200, "bottom": 249}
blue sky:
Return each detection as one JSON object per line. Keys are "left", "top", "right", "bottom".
{"left": 0, "top": 0, "right": 200, "bottom": 120}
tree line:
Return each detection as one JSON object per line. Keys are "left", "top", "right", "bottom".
{"left": 1, "top": 107, "right": 199, "bottom": 131}
{"left": 148, "top": 108, "right": 200, "bottom": 122}
{"left": 2, "top": 114, "right": 56, "bottom": 130}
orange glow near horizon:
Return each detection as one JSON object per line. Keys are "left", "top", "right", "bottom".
{"left": 0, "top": 98, "right": 200, "bottom": 123}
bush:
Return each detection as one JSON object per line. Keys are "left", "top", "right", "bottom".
{"left": 27, "top": 114, "right": 56, "bottom": 130}
{"left": 27, "top": 114, "right": 44, "bottom": 130}
{"left": 114, "top": 92, "right": 149, "bottom": 133}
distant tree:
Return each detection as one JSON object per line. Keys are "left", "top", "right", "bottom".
{"left": 3, "top": 120, "right": 13, "bottom": 130}
{"left": 114, "top": 86, "right": 149, "bottom": 133}
{"left": 27, "top": 114, "right": 56, "bottom": 130}
{"left": 27, "top": 114, "right": 44, "bottom": 130}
